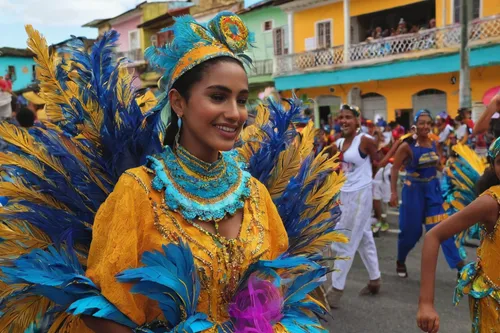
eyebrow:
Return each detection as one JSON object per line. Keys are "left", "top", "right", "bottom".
{"left": 207, "top": 85, "right": 249, "bottom": 94}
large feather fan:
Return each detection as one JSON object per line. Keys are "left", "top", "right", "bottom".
{"left": 0, "top": 26, "right": 165, "bottom": 332}
{"left": 442, "top": 143, "right": 486, "bottom": 259}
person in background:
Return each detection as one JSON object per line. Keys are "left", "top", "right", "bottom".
{"left": 372, "top": 159, "right": 394, "bottom": 236}
{"left": 436, "top": 115, "right": 453, "bottom": 161}
{"left": 390, "top": 110, "right": 463, "bottom": 278}
{"left": 397, "top": 18, "right": 408, "bottom": 35}
{"left": 390, "top": 121, "right": 405, "bottom": 141}
{"left": 367, "top": 120, "right": 383, "bottom": 145}
{"left": 15, "top": 106, "right": 35, "bottom": 128}
{"left": 454, "top": 115, "right": 469, "bottom": 145}
{"left": 473, "top": 94, "right": 500, "bottom": 136}
{"left": 429, "top": 18, "right": 436, "bottom": 29}
{"left": 0, "top": 75, "right": 12, "bottom": 93}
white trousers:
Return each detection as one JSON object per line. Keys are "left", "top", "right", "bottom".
{"left": 331, "top": 185, "right": 381, "bottom": 290}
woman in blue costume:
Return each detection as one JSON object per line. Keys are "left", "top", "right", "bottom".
{"left": 390, "top": 110, "right": 464, "bottom": 277}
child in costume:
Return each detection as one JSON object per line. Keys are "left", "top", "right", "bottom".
{"left": 0, "top": 13, "right": 345, "bottom": 333}
{"left": 418, "top": 136, "right": 500, "bottom": 333}
{"left": 390, "top": 110, "right": 463, "bottom": 278}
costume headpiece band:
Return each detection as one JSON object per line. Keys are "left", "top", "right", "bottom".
{"left": 341, "top": 104, "right": 361, "bottom": 118}
{"left": 488, "top": 137, "right": 500, "bottom": 160}
{"left": 145, "top": 12, "right": 253, "bottom": 91}
{"left": 414, "top": 109, "right": 433, "bottom": 123}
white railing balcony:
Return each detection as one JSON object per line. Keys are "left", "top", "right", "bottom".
{"left": 275, "top": 14, "right": 500, "bottom": 76}
{"left": 116, "top": 49, "right": 144, "bottom": 63}
{"left": 248, "top": 59, "right": 274, "bottom": 77}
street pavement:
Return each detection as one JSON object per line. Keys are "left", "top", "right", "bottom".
{"left": 324, "top": 210, "right": 472, "bottom": 333}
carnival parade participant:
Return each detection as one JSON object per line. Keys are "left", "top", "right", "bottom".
{"left": 0, "top": 13, "right": 345, "bottom": 333}
{"left": 390, "top": 110, "right": 463, "bottom": 278}
{"left": 418, "top": 136, "right": 500, "bottom": 333}
{"left": 329, "top": 104, "right": 382, "bottom": 307}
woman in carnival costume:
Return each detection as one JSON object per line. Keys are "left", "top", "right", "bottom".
{"left": 390, "top": 110, "right": 463, "bottom": 278}
{"left": 418, "top": 136, "right": 500, "bottom": 333}
{"left": 0, "top": 13, "right": 345, "bottom": 333}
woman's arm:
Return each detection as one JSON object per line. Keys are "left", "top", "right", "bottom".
{"left": 417, "top": 194, "right": 499, "bottom": 333}
{"left": 83, "top": 317, "right": 132, "bottom": 333}
{"left": 389, "top": 143, "right": 409, "bottom": 207}
{"left": 473, "top": 94, "right": 500, "bottom": 136}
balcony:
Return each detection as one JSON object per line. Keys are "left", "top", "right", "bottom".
{"left": 248, "top": 59, "right": 274, "bottom": 77}
{"left": 275, "top": 14, "right": 500, "bottom": 76}
{"left": 116, "top": 49, "right": 144, "bottom": 63}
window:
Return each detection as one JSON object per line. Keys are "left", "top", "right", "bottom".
{"left": 453, "top": 0, "right": 481, "bottom": 23}
{"left": 316, "top": 20, "right": 332, "bottom": 49}
{"left": 129, "top": 30, "right": 140, "bottom": 50}
{"left": 32, "top": 65, "right": 36, "bottom": 82}
{"left": 263, "top": 20, "right": 273, "bottom": 32}
{"left": 273, "top": 27, "right": 289, "bottom": 56}
{"left": 7, "top": 66, "right": 16, "bottom": 82}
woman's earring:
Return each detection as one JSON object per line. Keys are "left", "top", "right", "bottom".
{"left": 175, "top": 116, "right": 182, "bottom": 147}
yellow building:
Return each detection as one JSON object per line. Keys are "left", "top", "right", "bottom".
{"left": 272, "top": 0, "right": 500, "bottom": 128}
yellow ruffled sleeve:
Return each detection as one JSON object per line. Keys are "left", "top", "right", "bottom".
{"left": 86, "top": 171, "right": 158, "bottom": 325}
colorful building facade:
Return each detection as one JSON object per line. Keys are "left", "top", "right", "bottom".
{"left": 271, "top": 0, "right": 500, "bottom": 128}
{"left": 0, "top": 48, "right": 36, "bottom": 91}
{"left": 239, "top": 1, "right": 287, "bottom": 98}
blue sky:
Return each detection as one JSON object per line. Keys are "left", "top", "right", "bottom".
{"left": 0, "top": 0, "right": 146, "bottom": 48}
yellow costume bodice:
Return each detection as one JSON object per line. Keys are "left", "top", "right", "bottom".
{"left": 85, "top": 167, "right": 289, "bottom": 330}
{"left": 456, "top": 185, "right": 500, "bottom": 332}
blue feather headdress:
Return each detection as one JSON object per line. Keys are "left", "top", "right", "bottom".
{"left": 146, "top": 12, "right": 253, "bottom": 91}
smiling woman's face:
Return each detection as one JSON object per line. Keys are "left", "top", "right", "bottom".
{"left": 169, "top": 60, "right": 249, "bottom": 161}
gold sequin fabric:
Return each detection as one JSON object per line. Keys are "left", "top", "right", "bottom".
{"left": 454, "top": 185, "right": 500, "bottom": 332}
{"left": 84, "top": 167, "right": 289, "bottom": 331}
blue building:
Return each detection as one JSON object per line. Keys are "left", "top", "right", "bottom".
{"left": 0, "top": 48, "right": 36, "bottom": 91}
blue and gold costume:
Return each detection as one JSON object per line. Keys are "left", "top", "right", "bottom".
{"left": 0, "top": 12, "right": 345, "bottom": 333}
{"left": 398, "top": 125, "right": 462, "bottom": 269}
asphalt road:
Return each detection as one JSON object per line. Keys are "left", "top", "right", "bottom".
{"left": 324, "top": 210, "right": 472, "bottom": 333}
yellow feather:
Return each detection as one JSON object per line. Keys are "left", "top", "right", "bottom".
{"left": 298, "top": 121, "right": 317, "bottom": 158}
{"left": 0, "top": 122, "right": 67, "bottom": 177}
{"left": 0, "top": 181, "right": 69, "bottom": 211}
{"left": 0, "top": 296, "right": 52, "bottom": 333}
{"left": 0, "top": 220, "right": 51, "bottom": 260}
{"left": 0, "top": 152, "right": 47, "bottom": 181}
{"left": 302, "top": 172, "right": 345, "bottom": 219}
{"left": 49, "top": 313, "right": 91, "bottom": 333}
{"left": 268, "top": 141, "right": 302, "bottom": 198}
{"left": 254, "top": 103, "right": 270, "bottom": 126}
{"left": 453, "top": 143, "right": 487, "bottom": 175}
{"left": 303, "top": 149, "right": 341, "bottom": 188}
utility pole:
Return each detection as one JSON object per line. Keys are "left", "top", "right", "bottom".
{"left": 459, "top": 0, "right": 472, "bottom": 110}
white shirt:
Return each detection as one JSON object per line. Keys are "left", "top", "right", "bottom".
{"left": 336, "top": 133, "right": 373, "bottom": 192}
{"left": 456, "top": 124, "right": 468, "bottom": 140}
{"left": 438, "top": 124, "right": 453, "bottom": 143}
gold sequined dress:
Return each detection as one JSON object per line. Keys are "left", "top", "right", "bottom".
{"left": 455, "top": 185, "right": 500, "bottom": 332}
{"left": 85, "top": 167, "right": 289, "bottom": 332}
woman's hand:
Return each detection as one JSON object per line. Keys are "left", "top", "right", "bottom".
{"left": 417, "top": 303, "right": 440, "bottom": 333}
{"left": 389, "top": 192, "right": 398, "bottom": 207}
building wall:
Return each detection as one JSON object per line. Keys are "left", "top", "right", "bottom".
{"left": 0, "top": 57, "right": 36, "bottom": 91}
{"left": 483, "top": 0, "right": 499, "bottom": 17}
{"left": 293, "top": 0, "right": 428, "bottom": 52}
{"left": 240, "top": 7, "right": 287, "bottom": 61}
{"left": 282, "top": 65, "right": 500, "bottom": 121}
{"left": 140, "top": 2, "right": 171, "bottom": 51}
{"left": 112, "top": 15, "right": 142, "bottom": 52}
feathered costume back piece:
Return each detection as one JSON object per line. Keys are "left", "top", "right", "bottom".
{"left": 0, "top": 12, "right": 345, "bottom": 333}
{"left": 441, "top": 143, "right": 487, "bottom": 258}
